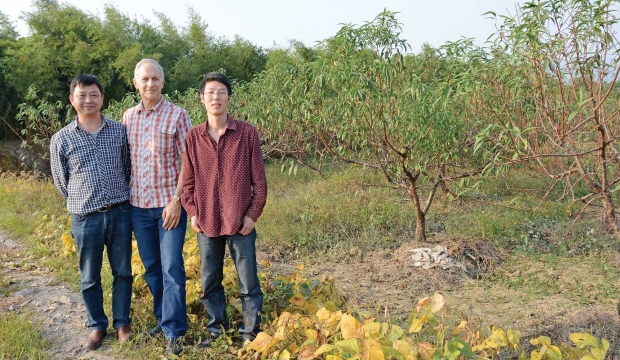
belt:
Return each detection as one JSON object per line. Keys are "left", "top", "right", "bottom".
{"left": 97, "top": 201, "right": 128, "bottom": 212}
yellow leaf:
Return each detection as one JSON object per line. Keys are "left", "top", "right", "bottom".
{"left": 408, "top": 315, "right": 428, "bottom": 333}
{"left": 298, "top": 345, "right": 318, "bottom": 360}
{"left": 326, "top": 356, "right": 344, "bottom": 360}
{"left": 363, "top": 321, "right": 381, "bottom": 339}
{"left": 248, "top": 332, "right": 273, "bottom": 353}
{"left": 305, "top": 328, "right": 318, "bottom": 342}
{"left": 314, "top": 344, "right": 336, "bottom": 355}
{"left": 416, "top": 297, "right": 430, "bottom": 312}
{"left": 416, "top": 343, "right": 436, "bottom": 360}
{"left": 569, "top": 332, "right": 599, "bottom": 349}
{"left": 277, "top": 312, "right": 293, "bottom": 326}
{"left": 300, "top": 316, "right": 313, "bottom": 329}
{"left": 485, "top": 329, "right": 507, "bottom": 348}
{"left": 545, "top": 345, "right": 563, "bottom": 360}
{"left": 392, "top": 339, "right": 414, "bottom": 358}
{"left": 274, "top": 324, "right": 287, "bottom": 341}
{"left": 341, "top": 314, "right": 365, "bottom": 340}
{"left": 278, "top": 349, "right": 291, "bottom": 360}
{"left": 427, "top": 293, "right": 445, "bottom": 313}
{"left": 451, "top": 321, "right": 468, "bottom": 336}
{"left": 290, "top": 294, "right": 306, "bottom": 307}
{"left": 316, "top": 307, "right": 333, "bottom": 323}
{"left": 592, "top": 339, "right": 610, "bottom": 359}
{"left": 360, "top": 339, "right": 384, "bottom": 360}
{"left": 507, "top": 329, "right": 521, "bottom": 350}
{"left": 297, "top": 264, "right": 305, "bottom": 271}
{"left": 416, "top": 292, "right": 445, "bottom": 313}
{"left": 61, "top": 233, "right": 75, "bottom": 255}
{"left": 530, "top": 336, "right": 552, "bottom": 347}
{"left": 472, "top": 344, "right": 488, "bottom": 352}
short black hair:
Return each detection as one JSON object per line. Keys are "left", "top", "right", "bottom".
{"left": 199, "top": 72, "right": 232, "bottom": 95}
{"left": 70, "top": 74, "right": 103, "bottom": 95}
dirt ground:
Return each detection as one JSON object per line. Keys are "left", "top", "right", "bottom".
{"left": 3, "top": 229, "right": 620, "bottom": 359}
{"left": 0, "top": 231, "right": 114, "bottom": 359}
{"left": 260, "top": 235, "right": 620, "bottom": 357}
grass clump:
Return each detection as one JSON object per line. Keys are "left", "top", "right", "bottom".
{"left": 0, "top": 311, "right": 49, "bottom": 359}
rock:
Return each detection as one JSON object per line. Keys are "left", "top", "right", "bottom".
{"left": 15, "top": 288, "right": 36, "bottom": 297}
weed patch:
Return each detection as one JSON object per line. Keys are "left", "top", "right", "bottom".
{"left": 0, "top": 311, "right": 49, "bottom": 359}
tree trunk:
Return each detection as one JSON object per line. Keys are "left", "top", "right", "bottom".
{"left": 600, "top": 193, "right": 620, "bottom": 241}
{"left": 408, "top": 185, "right": 427, "bottom": 243}
{"left": 415, "top": 210, "right": 427, "bottom": 243}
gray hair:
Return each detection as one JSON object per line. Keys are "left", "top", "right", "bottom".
{"left": 133, "top": 59, "right": 165, "bottom": 80}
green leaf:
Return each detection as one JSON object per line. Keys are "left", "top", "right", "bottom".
{"left": 335, "top": 339, "right": 359, "bottom": 354}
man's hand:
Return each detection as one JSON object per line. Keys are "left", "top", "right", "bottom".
{"left": 190, "top": 215, "right": 202, "bottom": 234}
{"left": 162, "top": 199, "right": 181, "bottom": 230}
{"left": 239, "top": 216, "right": 255, "bottom": 236}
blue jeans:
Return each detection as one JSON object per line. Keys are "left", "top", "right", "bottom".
{"left": 131, "top": 206, "right": 188, "bottom": 339}
{"left": 197, "top": 229, "right": 263, "bottom": 336}
{"left": 70, "top": 201, "right": 133, "bottom": 331}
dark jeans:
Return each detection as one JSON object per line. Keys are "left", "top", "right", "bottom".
{"left": 70, "top": 202, "right": 133, "bottom": 331}
{"left": 197, "top": 229, "right": 263, "bottom": 336}
{"left": 131, "top": 206, "right": 188, "bottom": 339}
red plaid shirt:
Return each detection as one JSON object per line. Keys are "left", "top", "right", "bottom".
{"left": 123, "top": 98, "right": 192, "bottom": 208}
{"left": 182, "top": 116, "right": 267, "bottom": 237}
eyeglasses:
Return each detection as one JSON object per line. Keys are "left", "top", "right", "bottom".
{"left": 204, "top": 91, "right": 229, "bottom": 98}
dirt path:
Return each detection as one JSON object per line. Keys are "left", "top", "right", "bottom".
{"left": 0, "top": 231, "right": 114, "bottom": 359}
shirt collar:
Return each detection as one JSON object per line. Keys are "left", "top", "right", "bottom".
{"left": 138, "top": 96, "right": 165, "bottom": 114}
{"left": 202, "top": 114, "right": 236, "bottom": 135}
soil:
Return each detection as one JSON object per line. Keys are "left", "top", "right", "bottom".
{"left": 0, "top": 231, "right": 113, "bottom": 359}
{"left": 3, "top": 229, "right": 620, "bottom": 359}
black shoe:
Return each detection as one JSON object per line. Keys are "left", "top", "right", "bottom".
{"left": 147, "top": 324, "right": 162, "bottom": 338}
{"left": 165, "top": 338, "right": 183, "bottom": 356}
{"left": 197, "top": 332, "right": 220, "bottom": 349}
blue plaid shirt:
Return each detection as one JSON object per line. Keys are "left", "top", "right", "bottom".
{"left": 50, "top": 116, "right": 131, "bottom": 216}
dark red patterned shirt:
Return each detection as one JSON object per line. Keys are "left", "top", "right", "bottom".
{"left": 182, "top": 115, "right": 267, "bottom": 237}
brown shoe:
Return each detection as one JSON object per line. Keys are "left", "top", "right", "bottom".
{"left": 84, "top": 329, "right": 107, "bottom": 350}
{"left": 117, "top": 325, "right": 133, "bottom": 343}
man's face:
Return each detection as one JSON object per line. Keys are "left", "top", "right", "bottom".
{"left": 200, "top": 81, "right": 230, "bottom": 117}
{"left": 133, "top": 62, "right": 164, "bottom": 102}
{"left": 69, "top": 84, "right": 104, "bottom": 117}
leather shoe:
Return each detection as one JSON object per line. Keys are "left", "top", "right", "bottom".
{"left": 166, "top": 338, "right": 184, "bottom": 356}
{"left": 117, "top": 325, "right": 133, "bottom": 343}
{"left": 197, "top": 332, "right": 220, "bottom": 348}
{"left": 84, "top": 329, "right": 107, "bottom": 350}
{"left": 147, "top": 323, "right": 162, "bottom": 338}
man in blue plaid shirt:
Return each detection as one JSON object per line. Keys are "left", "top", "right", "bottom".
{"left": 50, "top": 74, "right": 133, "bottom": 350}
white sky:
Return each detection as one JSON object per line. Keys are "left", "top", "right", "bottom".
{"left": 3, "top": 0, "right": 520, "bottom": 52}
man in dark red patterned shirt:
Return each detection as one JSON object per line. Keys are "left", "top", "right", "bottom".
{"left": 182, "top": 72, "right": 267, "bottom": 347}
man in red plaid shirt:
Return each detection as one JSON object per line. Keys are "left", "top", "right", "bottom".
{"left": 123, "top": 59, "right": 192, "bottom": 356}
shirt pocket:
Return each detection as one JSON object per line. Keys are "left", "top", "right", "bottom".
{"left": 156, "top": 125, "right": 176, "bottom": 154}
